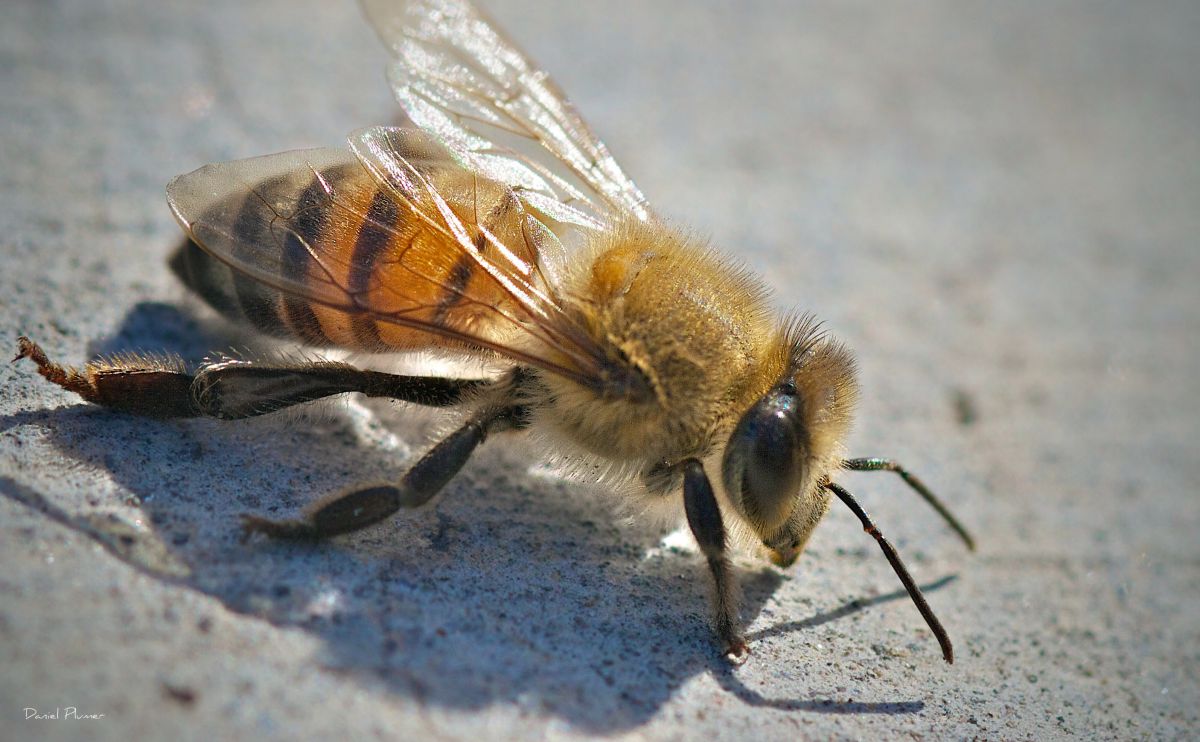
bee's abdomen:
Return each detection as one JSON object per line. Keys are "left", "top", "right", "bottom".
{"left": 169, "top": 160, "right": 526, "bottom": 352}
{"left": 168, "top": 163, "right": 354, "bottom": 346}
{"left": 170, "top": 236, "right": 297, "bottom": 340}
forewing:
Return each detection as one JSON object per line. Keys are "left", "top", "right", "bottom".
{"left": 360, "top": 0, "right": 651, "bottom": 223}
{"left": 166, "top": 127, "right": 615, "bottom": 386}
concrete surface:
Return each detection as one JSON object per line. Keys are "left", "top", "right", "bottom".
{"left": 2, "top": 1, "right": 1197, "bottom": 739}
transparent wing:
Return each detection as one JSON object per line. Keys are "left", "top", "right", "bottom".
{"left": 167, "top": 126, "right": 632, "bottom": 390}
{"left": 360, "top": 0, "right": 651, "bottom": 223}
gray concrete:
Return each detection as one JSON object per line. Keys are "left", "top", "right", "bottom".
{"left": 2, "top": 1, "right": 1197, "bottom": 739}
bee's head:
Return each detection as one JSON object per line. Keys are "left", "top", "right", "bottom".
{"left": 721, "top": 321, "right": 858, "bottom": 566}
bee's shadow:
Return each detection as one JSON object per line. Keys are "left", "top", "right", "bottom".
{"left": 3, "top": 300, "right": 941, "bottom": 730}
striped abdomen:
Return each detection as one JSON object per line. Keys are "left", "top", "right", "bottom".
{"left": 168, "top": 146, "right": 542, "bottom": 354}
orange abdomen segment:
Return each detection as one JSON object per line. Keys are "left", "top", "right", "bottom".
{"left": 173, "top": 160, "right": 538, "bottom": 353}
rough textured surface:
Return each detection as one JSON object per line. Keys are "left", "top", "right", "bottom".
{"left": 2, "top": 1, "right": 1197, "bottom": 739}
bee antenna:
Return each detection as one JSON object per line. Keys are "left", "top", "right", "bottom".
{"left": 842, "top": 458, "right": 975, "bottom": 551}
{"left": 823, "top": 479, "right": 955, "bottom": 664}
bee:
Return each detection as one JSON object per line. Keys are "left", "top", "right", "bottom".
{"left": 15, "top": 0, "right": 974, "bottom": 664}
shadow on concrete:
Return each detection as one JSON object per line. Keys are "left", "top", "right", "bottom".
{"left": 2, "top": 300, "right": 955, "bottom": 730}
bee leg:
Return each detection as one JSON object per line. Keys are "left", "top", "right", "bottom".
{"left": 15, "top": 336, "right": 198, "bottom": 418}
{"left": 14, "top": 335, "right": 487, "bottom": 419}
{"left": 241, "top": 405, "right": 528, "bottom": 540}
{"left": 190, "top": 360, "right": 486, "bottom": 419}
{"left": 680, "top": 458, "right": 749, "bottom": 665}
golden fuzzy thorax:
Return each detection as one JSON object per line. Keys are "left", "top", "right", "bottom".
{"left": 541, "top": 218, "right": 783, "bottom": 464}
{"left": 535, "top": 217, "right": 859, "bottom": 554}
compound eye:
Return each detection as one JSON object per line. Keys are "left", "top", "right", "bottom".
{"left": 722, "top": 383, "right": 810, "bottom": 533}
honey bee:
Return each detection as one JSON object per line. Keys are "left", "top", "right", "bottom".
{"left": 15, "top": 0, "right": 973, "bottom": 664}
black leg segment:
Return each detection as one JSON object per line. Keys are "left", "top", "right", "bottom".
{"left": 242, "top": 406, "right": 527, "bottom": 540}
{"left": 193, "top": 360, "right": 486, "bottom": 419}
{"left": 681, "top": 458, "right": 749, "bottom": 664}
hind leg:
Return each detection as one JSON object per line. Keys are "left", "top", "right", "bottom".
{"left": 16, "top": 336, "right": 198, "bottom": 417}
{"left": 16, "top": 335, "right": 526, "bottom": 540}
{"left": 15, "top": 336, "right": 486, "bottom": 419}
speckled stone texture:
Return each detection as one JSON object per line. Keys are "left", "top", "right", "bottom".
{"left": 2, "top": 1, "right": 1197, "bottom": 740}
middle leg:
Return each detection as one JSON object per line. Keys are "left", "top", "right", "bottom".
{"left": 242, "top": 402, "right": 530, "bottom": 540}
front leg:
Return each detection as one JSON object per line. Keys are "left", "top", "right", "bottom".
{"left": 680, "top": 458, "right": 749, "bottom": 664}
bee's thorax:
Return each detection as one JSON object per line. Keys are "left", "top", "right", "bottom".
{"left": 538, "top": 218, "right": 788, "bottom": 466}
